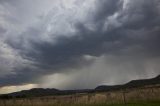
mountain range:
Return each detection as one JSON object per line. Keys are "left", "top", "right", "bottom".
{"left": 0, "top": 75, "right": 160, "bottom": 99}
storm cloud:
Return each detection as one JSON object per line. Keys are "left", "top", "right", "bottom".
{"left": 0, "top": 0, "right": 160, "bottom": 89}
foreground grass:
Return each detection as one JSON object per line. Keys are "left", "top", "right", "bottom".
{"left": 51, "top": 102, "right": 160, "bottom": 106}
{"left": 1, "top": 86, "right": 160, "bottom": 106}
{"left": 64, "top": 102, "right": 160, "bottom": 106}
{"left": 1, "top": 101, "right": 160, "bottom": 106}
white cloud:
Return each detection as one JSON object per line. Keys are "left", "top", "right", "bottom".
{"left": 0, "top": 84, "right": 37, "bottom": 94}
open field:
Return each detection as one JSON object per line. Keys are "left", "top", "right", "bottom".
{"left": 0, "top": 85, "right": 160, "bottom": 106}
{"left": 0, "top": 102, "right": 160, "bottom": 106}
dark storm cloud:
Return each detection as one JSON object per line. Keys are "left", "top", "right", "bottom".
{"left": 11, "top": 0, "right": 124, "bottom": 68}
{"left": 0, "top": 0, "right": 160, "bottom": 87}
{"left": 93, "top": 0, "right": 123, "bottom": 23}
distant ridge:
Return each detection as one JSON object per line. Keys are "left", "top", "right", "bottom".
{"left": 8, "top": 88, "right": 60, "bottom": 97}
{"left": 0, "top": 88, "right": 92, "bottom": 99}
{"left": 0, "top": 75, "right": 160, "bottom": 99}
{"left": 95, "top": 75, "right": 160, "bottom": 91}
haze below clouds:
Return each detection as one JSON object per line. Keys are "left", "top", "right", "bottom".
{"left": 0, "top": 0, "right": 160, "bottom": 93}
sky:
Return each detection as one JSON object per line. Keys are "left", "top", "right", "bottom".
{"left": 0, "top": 0, "right": 160, "bottom": 94}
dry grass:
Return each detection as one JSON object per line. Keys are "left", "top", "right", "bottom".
{"left": 0, "top": 85, "right": 160, "bottom": 106}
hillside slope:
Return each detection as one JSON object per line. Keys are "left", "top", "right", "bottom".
{"left": 0, "top": 75, "right": 160, "bottom": 98}
{"left": 95, "top": 75, "right": 160, "bottom": 91}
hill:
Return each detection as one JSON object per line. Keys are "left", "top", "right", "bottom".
{"left": 0, "top": 75, "right": 160, "bottom": 99}
{"left": 95, "top": 75, "right": 160, "bottom": 91}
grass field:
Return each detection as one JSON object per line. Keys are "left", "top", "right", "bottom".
{"left": 0, "top": 86, "right": 160, "bottom": 106}
{"left": 0, "top": 102, "right": 160, "bottom": 106}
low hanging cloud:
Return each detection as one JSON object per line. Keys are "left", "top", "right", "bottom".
{"left": 0, "top": 0, "right": 160, "bottom": 89}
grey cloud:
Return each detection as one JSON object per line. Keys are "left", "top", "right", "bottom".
{"left": 0, "top": 0, "right": 160, "bottom": 88}
{"left": 94, "top": 0, "right": 122, "bottom": 22}
{"left": 0, "top": 27, "right": 6, "bottom": 34}
{"left": 119, "top": 0, "right": 160, "bottom": 29}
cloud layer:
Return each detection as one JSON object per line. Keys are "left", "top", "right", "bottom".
{"left": 0, "top": 0, "right": 160, "bottom": 89}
